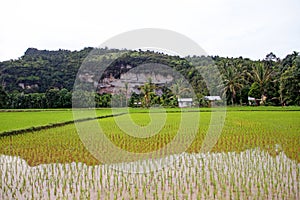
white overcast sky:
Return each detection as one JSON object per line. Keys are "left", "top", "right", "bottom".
{"left": 0, "top": 0, "right": 299, "bottom": 61}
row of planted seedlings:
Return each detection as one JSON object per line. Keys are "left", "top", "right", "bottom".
{"left": 1, "top": 111, "right": 298, "bottom": 165}
{"left": 1, "top": 148, "right": 299, "bottom": 199}
{"left": 0, "top": 111, "right": 299, "bottom": 199}
{"left": 0, "top": 124, "right": 101, "bottom": 166}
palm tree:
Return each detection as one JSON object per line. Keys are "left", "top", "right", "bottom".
{"left": 171, "top": 79, "right": 191, "bottom": 99}
{"left": 248, "top": 63, "right": 273, "bottom": 98}
{"left": 124, "top": 82, "right": 129, "bottom": 106}
{"left": 219, "top": 65, "right": 244, "bottom": 105}
{"left": 141, "top": 78, "right": 154, "bottom": 108}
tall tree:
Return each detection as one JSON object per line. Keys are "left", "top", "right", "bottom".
{"left": 0, "top": 86, "right": 8, "bottom": 108}
{"left": 171, "top": 79, "right": 191, "bottom": 99}
{"left": 219, "top": 63, "right": 244, "bottom": 105}
{"left": 45, "top": 88, "right": 61, "bottom": 108}
{"left": 279, "top": 56, "right": 300, "bottom": 105}
{"left": 141, "top": 78, "right": 155, "bottom": 108}
{"left": 247, "top": 63, "right": 273, "bottom": 99}
{"left": 124, "top": 82, "right": 129, "bottom": 107}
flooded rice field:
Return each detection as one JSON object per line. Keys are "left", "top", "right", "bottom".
{"left": 1, "top": 148, "right": 299, "bottom": 199}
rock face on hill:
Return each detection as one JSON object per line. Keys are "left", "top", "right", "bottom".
{"left": 98, "top": 63, "right": 176, "bottom": 95}
{"left": 0, "top": 48, "right": 204, "bottom": 95}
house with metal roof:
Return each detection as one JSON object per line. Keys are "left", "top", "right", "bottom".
{"left": 178, "top": 98, "right": 193, "bottom": 108}
{"left": 204, "top": 96, "right": 221, "bottom": 101}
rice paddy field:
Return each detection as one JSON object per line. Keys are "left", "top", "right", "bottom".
{"left": 0, "top": 107, "right": 299, "bottom": 199}
{"left": 0, "top": 109, "right": 113, "bottom": 133}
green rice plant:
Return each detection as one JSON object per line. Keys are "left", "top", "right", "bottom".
{"left": 0, "top": 108, "right": 299, "bottom": 199}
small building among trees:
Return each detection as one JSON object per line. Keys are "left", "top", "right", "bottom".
{"left": 248, "top": 96, "right": 256, "bottom": 105}
{"left": 178, "top": 98, "right": 193, "bottom": 108}
{"left": 204, "top": 96, "right": 222, "bottom": 106}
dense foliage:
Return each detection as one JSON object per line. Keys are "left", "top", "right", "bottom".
{"left": 0, "top": 48, "right": 299, "bottom": 108}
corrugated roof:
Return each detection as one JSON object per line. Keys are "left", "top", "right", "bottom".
{"left": 204, "top": 96, "right": 221, "bottom": 101}
{"left": 178, "top": 98, "right": 193, "bottom": 102}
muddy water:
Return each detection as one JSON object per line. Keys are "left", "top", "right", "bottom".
{"left": 1, "top": 148, "right": 299, "bottom": 199}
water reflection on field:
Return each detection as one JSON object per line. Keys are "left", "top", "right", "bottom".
{"left": 1, "top": 148, "right": 299, "bottom": 199}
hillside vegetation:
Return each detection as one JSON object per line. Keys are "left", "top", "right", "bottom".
{"left": 0, "top": 48, "right": 299, "bottom": 108}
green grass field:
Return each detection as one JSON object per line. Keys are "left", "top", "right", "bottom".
{"left": 0, "top": 108, "right": 299, "bottom": 165}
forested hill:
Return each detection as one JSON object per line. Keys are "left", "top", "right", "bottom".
{"left": 0, "top": 47, "right": 121, "bottom": 92}
{"left": 0, "top": 48, "right": 299, "bottom": 108}
{"left": 0, "top": 48, "right": 196, "bottom": 93}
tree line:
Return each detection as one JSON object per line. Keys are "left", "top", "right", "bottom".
{"left": 0, "top": 48, "right": 299, "bottom": 108}
{"left": 214, "top": 52, "right": 300, "bottom": 106}
{"left": 0, "top": 87, "right": 180, "bottom": 109}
